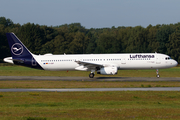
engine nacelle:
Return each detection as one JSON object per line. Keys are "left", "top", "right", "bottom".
{"left": 97, "top": 67, "right": 118, "bottom": 75}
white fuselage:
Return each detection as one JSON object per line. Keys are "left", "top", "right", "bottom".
{"left": 33, "top": 53, "right": 177, "bottom": 71}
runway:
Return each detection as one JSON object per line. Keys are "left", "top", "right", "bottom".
{"left": 0, "top": 87, "right": 180, "bottom": 92}
{"left": 1, "top": 76, "right": 180, "bottom": 81}
{"left": 1, "top": 76, "right": 180, "bottom": 92}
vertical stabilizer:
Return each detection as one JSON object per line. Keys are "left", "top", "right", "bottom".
{"left": 5, "top": 33, "right": 43, "bottom": 69}
{"left": 6, "top": 33, "right": 32, "bottom": 59}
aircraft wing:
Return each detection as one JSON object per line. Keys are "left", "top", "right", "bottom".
{"left": 75, "top": 60, "right": 104, "bottom": 67}
{"left": 75, "top": 60, "right": 106, "bottom": 71}
{"left": 75, "top": 60, "right": 119, "bottom": 71}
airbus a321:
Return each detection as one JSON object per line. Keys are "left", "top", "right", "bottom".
{"left": 4, "top": 33, "right": 178, "bottom": 78}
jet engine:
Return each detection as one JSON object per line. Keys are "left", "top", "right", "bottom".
{"left": 97, "top": 67, "right": 117, "bottom": 75}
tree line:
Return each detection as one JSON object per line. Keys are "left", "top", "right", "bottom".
{"left": 0, "top": 17, "right": 180, "bottom": 63}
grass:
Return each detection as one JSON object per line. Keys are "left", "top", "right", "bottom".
{"left": 0, "top": 65, "right": 180, "bottom": 77}
{"left": 0, "top": 65, "right": 180, "bottom": 89}
{"left": 1, "top": 91, "right": 180, "bottom": 119}
{"left": 1, "top": 64, "right": 180, "bottom": 119}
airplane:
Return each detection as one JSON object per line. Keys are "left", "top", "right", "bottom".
{"left": 3, "top": 32, "right": 178, "bottom": 78}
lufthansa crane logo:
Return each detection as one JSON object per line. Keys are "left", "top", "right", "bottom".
{"left": 11, "top": 43, "right": 23, "bottom": 55}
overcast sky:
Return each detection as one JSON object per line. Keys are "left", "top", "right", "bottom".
{"left": 0, "top": 0, "right": 180, "bottom": 28}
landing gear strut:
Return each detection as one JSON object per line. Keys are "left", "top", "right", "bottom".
{"left": 89, "top": 73, "right": 94, "bottom": 78}
{"left": 156, "top": 69, "right": 160, "bottom": 78}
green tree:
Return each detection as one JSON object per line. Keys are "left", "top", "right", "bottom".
{"left": 146, "top": 24, "right": 158, "bottom": 53}
{"left": 156, "top": 25, "right": 175, "bottom": 53}
{"left": 68, "top": 32, "right": 87, "bottom": 54}
{"left": 0, "top": 24, "right": 10, "bottom": 62}
{"left": 0, "top": 17, "right": 13, "bottom": 27}
{"left": 86, "top": 32, "right": 97, "bottom": 54}
{"left": 124, "top": 26, "right": 148, "bottom": 53}
{"left": 167, "top": 26, "right": 180, "bottom": 63}
{"left": 95, "top": 32, "right": 117, "bottom": 53}
{"left": 17, "top": 23, "right": 45, "bottom": 54}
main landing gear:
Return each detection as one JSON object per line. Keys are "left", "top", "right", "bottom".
{"left": 89, "top": 69, "right": 161, "bottom": 78}
{"left": 156, "top": 69, "right": 160, "bottom": 78}
{"left": 89, "top": 70, "right": 95, "bottom": 78}
{"left": 89, "top": 73, "right": 94, "bottom": 78}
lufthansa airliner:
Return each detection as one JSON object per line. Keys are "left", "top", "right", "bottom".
{"left": 3, "top": 33, "right": 178, "bottom": 78}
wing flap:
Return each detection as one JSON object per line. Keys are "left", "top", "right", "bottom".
{"left": 75, "top": 60, "right": 104, "bottom": 67}
{"left": 75, "top": 60, "right": 118, "bottom": 71}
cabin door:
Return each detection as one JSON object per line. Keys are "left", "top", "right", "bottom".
{"left": 121, "top": 57, "right": 126, "bottom": 64}
{"left": 156, "top": 55, "right": 161, "bottom": 64}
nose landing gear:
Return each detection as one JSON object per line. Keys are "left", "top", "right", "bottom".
{"left": 156, "top": 69, "right": 160, "bottom": 78}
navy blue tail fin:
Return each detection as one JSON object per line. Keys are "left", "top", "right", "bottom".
{"left": 6, "top": 33, "right": 32, "bottom": 59}
{"left": 6, "top": 33, "right": 43, "bottom": 69}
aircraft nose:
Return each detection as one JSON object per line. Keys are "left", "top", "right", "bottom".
{"left": 172, "top": 60, "right": 178, "bottom": 67}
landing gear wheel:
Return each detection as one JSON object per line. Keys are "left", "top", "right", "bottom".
{"left": 89, "top": 73, "right": 94, "bottom": 78}
{"left": 156, "top": 69, "right": 160, "bottom": 78}
{"left": 156, "top": 74, "right": 160, "bottom": 78}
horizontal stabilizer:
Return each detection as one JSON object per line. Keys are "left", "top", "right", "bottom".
{"left": 3, "top": 57, "right": 24, "bottom": 64}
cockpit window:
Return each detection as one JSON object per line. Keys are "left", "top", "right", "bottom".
{"left": 165, "top": 57, "right": 172, "bottom": 60}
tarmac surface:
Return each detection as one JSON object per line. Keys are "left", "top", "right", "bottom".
{"left": 1, "top": 76, "right": 180, "bottom": 81}
{"left": 0, "top": 87, "right": 180, "bottom": 92}
{"left": 0, "top": 76, "right": 180, "bottom": 92}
